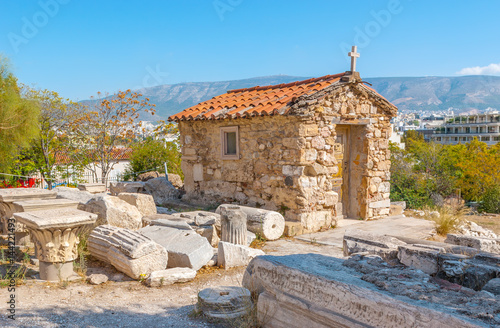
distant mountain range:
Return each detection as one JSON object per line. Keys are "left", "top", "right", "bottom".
{"left": 93, "top": 75, "right": 500, "bottom": 120}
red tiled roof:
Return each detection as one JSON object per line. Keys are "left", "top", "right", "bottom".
{"left": 168, "top": 74, "right": 347, "bottom": 121}
{"left": 55, "top": 148, "right": 133, "bottom": 165}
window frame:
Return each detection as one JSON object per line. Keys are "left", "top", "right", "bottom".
{"left": 220, "top": 126, "right": 240, "bottom": 160}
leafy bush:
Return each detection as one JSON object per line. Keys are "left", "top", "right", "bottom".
{"left": 124, "top": 137, "right": 182, "bottom": 180}
{"left": 479, "top": 185, "right": 500, "bottom": 213}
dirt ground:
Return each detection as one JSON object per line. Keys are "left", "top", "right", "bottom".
{"left": 0, "top": 214, "right": 496, "bottom": 328}
{"left": 0, "top": 238, "right": 341, "bottom": 328}
{"left": 467, "top": 213, "right": 500, "bottom": 234}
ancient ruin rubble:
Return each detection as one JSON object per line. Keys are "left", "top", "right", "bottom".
{"left": 82, "top": 195, "right": 143, "bottom": 230}
{"left": 243, "top": 254, "right": 499, "bottom": 328}
{"left": 145, "top": 268, "right": 197, "bottom": 287}
{"left": 139, "top": 225, "right": 213, "bottom": 270}
{"left": 220, "top": 205, "right": 248, "bottom": 245}
{"left": 14, "top": 208, "right": 97, "bottom": 281}
{"left": 77, "top": 183, "right": 106, "bottom": 194}
{"left": 218, "top": 241, "right": 264, "bottom": 269}
{"left": 197, "top": 286, "right": 252, "bottom": 320}
{"left": 117, "top": 192, "right": 157, "bottom": 217}
{"left": 217, "top": 204, "right": 285, "bottom": 241}
{"left": 88, "top": 225, "right": 168, "bottom": 280}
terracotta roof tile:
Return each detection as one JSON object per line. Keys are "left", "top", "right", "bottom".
{"left": 168, "top": 73, "right": 394, "bottom": 121}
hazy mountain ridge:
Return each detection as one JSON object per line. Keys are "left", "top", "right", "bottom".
{"left": 85, "top": 75, "right": 500, "bottom": 120}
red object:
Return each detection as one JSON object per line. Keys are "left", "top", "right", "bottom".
{"left": 0, "top": 178, "right": 37, "bottom": 188}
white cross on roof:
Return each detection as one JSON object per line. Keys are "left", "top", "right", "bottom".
{"left": 348, "top": 46, "right": 360, "bottom": 72}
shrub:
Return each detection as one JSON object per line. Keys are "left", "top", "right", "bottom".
{"left": 423, "top": 205, "right": 468, "bottom": 236}
{"left": 479, "top": 185, "right": 500, "bottom": 214}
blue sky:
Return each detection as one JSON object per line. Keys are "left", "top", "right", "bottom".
{"left": 1, "top": 0, "right": 499, "bottom": 100}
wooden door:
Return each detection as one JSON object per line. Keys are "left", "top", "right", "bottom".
{"left": 332, "top": 126, "right": 350, "bottom": 218}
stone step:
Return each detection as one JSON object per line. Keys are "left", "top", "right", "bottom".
{"left": 0, "top": 188, "right": 57, "bottom": 202}
{"left": 13, "top": 198, "right": 80, "bottom": 212}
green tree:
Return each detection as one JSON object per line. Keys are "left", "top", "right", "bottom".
{"left": 0, "top": 56, "right": 39, "bottom": 171}
{"left": 22, "top": 88, "right": 77, "bottom": 189}
{"left": 125, "top": 137, "right": 182, "bottom": 180}
{"left": 70, "top": 90, "right": 155, "bottom": 183}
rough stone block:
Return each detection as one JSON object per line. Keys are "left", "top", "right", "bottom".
{"left": 343, "top": 229, "right": 407, "bottom": 263}
{"left": 82, "top": 195, "right": 143, "bottom": 230}
{"left": 143, "top": 177, "right": 180, "bottom": 206}
{"left": 108, "top": 243, "right": 168, "bottom": 280}
{"left": 217, "top": 241, "right": 264, "bottom": 269}
{"left": 109, "top": 182, "right": 145, "bottom": 196}
{"left": 482, "top": 278, "right": 500, "bottom": 295}
{"left": 78, "top": 183, "right": 106, "bottom": 193}
{"left": 145, "top": 267, "right": 197, "bottom": 287}
{"left": 446, "top": 234, "right": 500, "bottom": 254}
{"left": 398, "top": 245, "right": 440, "bottom": 274}
{"left": 55, "top": 187, "right": 94, "bottom": 204}
{"left": 284, "top": 221, "right": 303, "bottom": 237}
{"left": 195, "top": 225, "right": 220, "bottom": 247}
{"left": 117, "top": 193, "right": 157, "bottom": 217}
{"left": 139, "top": 225, "right": 213, "bottom": 270}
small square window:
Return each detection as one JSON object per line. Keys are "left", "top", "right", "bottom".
{"left": 220, "top": 126, "right": 240, "bottom": 160}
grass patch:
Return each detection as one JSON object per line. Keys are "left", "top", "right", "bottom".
{"left": 423, "top": 205, "right": 469, "bottom": 236}
{"left": 74, "top": 232, "right": 90, "bottom": 277}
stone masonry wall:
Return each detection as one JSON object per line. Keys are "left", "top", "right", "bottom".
{"left": 179, "top": 83, "right": 395, "bottom": 233}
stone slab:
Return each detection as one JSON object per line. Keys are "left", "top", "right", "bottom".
{"left": 139, "top": 225, "right": 213, "bottom": 270}
{"left": 12, "top": 199, "right": 79, "bottom": 212}
{"left": 145, "top": 267, "right": 196, "bottom": 287}
{"left": 446, "top": 234, "right": 500, "bottom": 254}
{"left": 397, "top": 245, "right": 441, "bottom": 275}
{"left": 13, "top": 208, "right": 97, "bottom": 229}
{"left": 78, "top": 183, "right": 106, "bottom": 193}
{"left": 109, "top": 181, "right": 145, "bottom": 196}
{"left": 218, "top": 241, "right": 264, "bottom": 269}
{"left": 243, "top": 254, "right": 488, "bottom": 328}
{"left": 0, "top": 188, "right": 57, "bottom": 202}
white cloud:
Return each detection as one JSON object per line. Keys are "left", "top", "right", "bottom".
{"left": 456, "top": 63, "right": 500, "bottom": 75}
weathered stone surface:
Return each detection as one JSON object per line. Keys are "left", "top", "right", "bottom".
{"left": 54, "top": 186, "right": 94, "bottom": 204}
{"left": 13, "top": 198, "right": 80, "bottom": 212}
{"left": 139, "top": 225, "right": 213, "bottom": 270}
{"left": 78, "top": 183, "right": 106, "bottom": 193}
{"left": 143, "top": 177, "right": 180, "bottom": 206}
{"left": 446, "top": 234, "right": 500, "bottom": 254}
{"left": 457, "top": 221, "right": 498, "bottom": 239}
{"left": 145, "top": 267, "right": 196, "bottom": 287}
{"left": 171, "top": 211, "right": 221, "bottom": 228}
{"left": 88, "top": 225, "right": 168, "bottom": 280}
{"left": 217, "top": 241, "right": 264, "bottom": 269}
{"left": 88, "top": 225, "right": 160, "bottom": 261}
{"left": 117, "top": 193, "right": 157, "bottom": 217}
{"left": 343, "top": 229, "right": 407, "bottom": 263}
{"left": 109, "top": 181, "right": 145, "bottom": 196}
{"left": 195, "top": 225, "right": 220, "bottom": 247}
{"left": 247, "top": 231, "right": 256, "bottom": 246}
{"left": 482, "top": 278, "right": 500, "bottom": 295}
{"left": 168, "top": 174, "right": 184, "bottom": 189}
{"left": 220, "top": 205, "right": 247, "bottom": 245}
{"left": 87, "top": 273, "right": 108, "bottom": 285}
{"left": 197, "top": 286, "right": 252, "bottom": 320}
{"left": 243, "top": 254, "right": 491, "bottom": 328}
{"left": 82, "top": 195, "right": 143, "bottom": 230}
{"left": 14, "top": 208, "right": 97, "bottom": 281}
{"left": 0, "top": 188, "right": 56, "bottom": 202}
{"left": 150, "top": 218, "right": 193, "bottom": 230}
{"left": 216, "top": 204, "right": 284, "bottom": 241}
{"left": 138, "top": 171, "right": 163, "bottom": 181}
{"left": 108, "top": 243, "right": 168, "bottom": 280}
{"left": 284, "top": 221, "right": 303, "bottom": 237}
{"left": 398, "top": 245, "right": 441, "bottom": 275}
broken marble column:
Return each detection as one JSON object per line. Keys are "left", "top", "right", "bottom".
{"left": 216, "top": 204, "right": 285, "bottom": 240}
{"left": 88, "top": 224, "right": 168, "bottom": 279}
{"left": 14, "top": 208, "right": 97, "bottom": 281}
{"left": 220, "top": 205, "right": 247, "bottom": 245}
{"left": 197, "top": 286, "right": 252, "bottom": 320}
